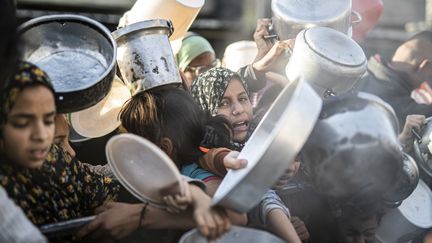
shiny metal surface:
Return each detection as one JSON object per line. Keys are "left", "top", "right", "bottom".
{"left": 113, "top": 19, "right": 182, "bottom": 94}
{"left": 271, "top": 0, "right": 354, "bottom": 39}
{"left": 106, "top": 133, "right": 184, "bottom": 208}
{"left": 40, "top": 215, "right": 95, "bottom": 238}
{"left": 285, "top": 27, "right": 367, "bottom": 98}
{"left": 179, "top": 226, "right": 285, "bottom": 243}
{"left": 18, "top": 14, "right": 117, "bottom": 113}
{"left": 383, "top": 153, "right": 419, "bottom": 205}
{"left": 212, "top": 80, "right": 322, "bottom": 213}
{"left": 413, "top": 117, "right": 432, "bottom": 178}
{"left": 302, "top": 92, "right": 403, "bottom": 201}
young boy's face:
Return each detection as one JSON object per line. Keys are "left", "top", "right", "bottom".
{"left": 338, "top": 215, "right": 378, "bottom": 243}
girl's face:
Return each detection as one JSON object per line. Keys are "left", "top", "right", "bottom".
{"left": 2, "top": 86, "right": 56, "bottom": 168}
{"left": 216, "top": 78, "right": 253, "bottom": 143}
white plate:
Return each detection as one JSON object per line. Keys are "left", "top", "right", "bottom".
{"left": 106, "top": 133, "right": 184, "bottom": 207}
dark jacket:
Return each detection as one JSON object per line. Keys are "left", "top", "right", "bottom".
{"left": 355, "top": 55, "right": 432, "bottom": 130}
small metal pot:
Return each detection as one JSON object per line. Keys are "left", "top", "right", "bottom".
{"left": 18, "top": 15, "right": 117, "bottom": 113}
{"left": 179, "top": 226, "right": 285, "bottom": 243}
{"left": 112, "top": 19, "right": 182, "bottom": 94}
{"left": 413, "top": 117, "right": 432, "bottom": 178}
{"left": 285, "top": 27, "right": 367, "bottom": 98}
{"left": 301, "top": 92, "right": 403, "bottom": 201}
{"left": 271, "top": 0, "right": 362, "bottom": 40}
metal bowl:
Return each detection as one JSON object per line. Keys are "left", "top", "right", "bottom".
{"left": 212, "top": 80, "right": 322, "bottom": 213}
{"left": 18, "top": 14, "right": 117, "bottom": 113}
{"left": 179, "top": 226, "right": 285, "bottom": 243}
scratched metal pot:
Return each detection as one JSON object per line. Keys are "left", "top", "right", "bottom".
{"left": 18, "top": 15, "right": 117, "bottom": 113}
{"left": 112, "top": 19, "right": 182, "bottom": 94}
{"left": 271, "top": 0, "right": 362, "bottom": 40}
{"left": 301, "top": 92, "right": 403, "bottom": 201}
{"left": 285, "top": 27, "right": 367, "bottom": 98}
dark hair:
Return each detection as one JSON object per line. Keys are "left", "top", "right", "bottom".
{"left": 120, "top": 88, "right": 231, "bottom": 166}
{"left": 407, "top": 30, "right": 432, "bottom": 44}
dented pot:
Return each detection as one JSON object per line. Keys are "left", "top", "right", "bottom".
{"left": 112, "top": 19, "right": 182, "bottom": 94}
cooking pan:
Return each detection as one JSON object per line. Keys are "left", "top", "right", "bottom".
{"left": 212, "top": 80, "right": 322, "bottom": 213}
{"left": 17, "top": 15, "right": 117, "bottom": 113}
{"left": 413, "top": 116, "right": 432, "bottom": 178}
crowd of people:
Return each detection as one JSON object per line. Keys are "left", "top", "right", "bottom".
{"left": 1, "top": 0, "right": 432, "bottom": 242}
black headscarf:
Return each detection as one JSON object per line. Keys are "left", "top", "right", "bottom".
{"left": 190, "top": 67, "right": 248, "bottom": 116}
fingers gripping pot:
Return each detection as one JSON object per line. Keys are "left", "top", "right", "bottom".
{"left": 301, "top": 93, "right": 403, "bottom": 202}
{"left": 18, "top": 15, "right": 117, "bottom": 113}
{"left": 285, "top": 27, "right": 367, "bottom": 98}
{"left": 112, "top": 19, "right": 182, "bottom": 94}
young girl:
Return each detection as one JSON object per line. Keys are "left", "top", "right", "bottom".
{"left": 0, "top": 62, "right": 119, "bottom": 227}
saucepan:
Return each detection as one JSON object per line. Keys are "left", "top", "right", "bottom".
{"left": 179, "top": 226, "right": 285, "bottom": 243}
{"left": 271, "top": 0, "right": 362, "bottom": 40}
{"left": 113, "top": 19, "right": 182, "bottom": 94}
{"left": 212, "top": 79, "right": 322, "bottom": 213}
{"left": 301, "top": 92, "right": 403, "bottom": 202}
{"left": 18, "top": 14, "right": 117, "bottom": 113}
{"left": 285, "top": 26, "right": 367, "bottom": 98}
{"left": 413, "top": 116, "right": 432, "bottom": 178}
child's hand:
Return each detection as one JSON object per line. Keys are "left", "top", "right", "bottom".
{"left": 190, "top": 185, "right": 231, "bottom": 239}
{"left": 163, "top": 180, "right": 192, "bottom": 214}
{"left": 223, "top": 151, "right": 247, "bottom": 170}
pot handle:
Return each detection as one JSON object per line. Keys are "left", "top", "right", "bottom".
{"left": 351, "top": 11, "right": 362, "bottom": 25}
{"left": 412, "top": 128, "right": 422, "bottom": 142}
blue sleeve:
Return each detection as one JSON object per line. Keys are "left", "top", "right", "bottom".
{"left": 181, "top": 163, "right": 217, "bottom": 181}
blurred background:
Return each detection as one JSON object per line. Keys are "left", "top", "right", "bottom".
{"left": 15, "top": 0, "right": 430, "bottom": 59}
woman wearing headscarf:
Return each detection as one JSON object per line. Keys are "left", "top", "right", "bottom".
{"left": 190, "top": 67, "right": 303, "bottom": 243}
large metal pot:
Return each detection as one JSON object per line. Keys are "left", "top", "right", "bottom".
{"left": 413, "top": 116, "right": 432, "bottom": 178}
{"left": 179, "top": 226, "right": 285, "bottom": 243}
{"left": 112, "top": 19, "right": 182, "bottom": 94}
{"left": 271, "top": 0, "right": 362, "bottom": 40}
{"left": 18, "top": 15, "right": 117, "bottom": 113}
{"left": 376, "top": 179, "right": 432, "bottom": 243}
{"left": 285, "top": 27, "right": 367, "bottom": 98}
{"left": 212, "top": 80, "right": 322, "bottom": 213}
{"left": 301, "top": 92, "right": 403, "bottom": 202}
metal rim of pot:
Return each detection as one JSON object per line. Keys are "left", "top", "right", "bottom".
{"left": 18, "top": 14, "right": 117, "bottom": 93}
{"left": 112, "top": 19, "right": 174, "bottom": 41}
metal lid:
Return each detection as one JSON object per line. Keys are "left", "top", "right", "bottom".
{"left": 106, "top": 133, "right": 184, "bottom": 207}
{"left": 304, "top": 27, "right": 366, "bottom": 67}
{"left": 272, "top": 0, "right": 351, "bottom": 23}
{"left": 112, "top": 19, "right": 173, "bottom": 40}
{"left": 398, "top": 179, "right": 432, "bottom": 228}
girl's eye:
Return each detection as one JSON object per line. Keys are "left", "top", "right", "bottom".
{"left": 239, "top": 96, "right": 249, "bottom": 102}
{"left": 11, "top": 121, "right": 28, "bottom": 128}
{"left": 44, "top": 119, "right": 55, "bottom": 126}
{"left": 219, "top": 100, "right": 229, "bottom": 107}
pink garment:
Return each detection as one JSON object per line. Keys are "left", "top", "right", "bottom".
{"left": 411, "top": 82, "right": 432, "bottom": 105}
{"left": 352, "top": 0, "right": 384, "bottom": 42}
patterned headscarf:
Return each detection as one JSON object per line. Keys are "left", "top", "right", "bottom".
{"left": 0, "top": 62, "right": 54, "bottom": 132}
{"left": 190, "top": 67, "right": 248, "bottom": 116}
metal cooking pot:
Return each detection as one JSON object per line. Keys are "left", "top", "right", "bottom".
{"left": 179, "top": 226, "right": 285, "bottom": 243}
{"left": 301, "top": 92, "right": 403, "bottom": 202}
{"left": 285, "top": 27, "right": 367, "bottom": 98}
{"left": 112, "top": 19, "right": 182, "bottom": 94}
{"left": 376, "top": 179, "right": 432, "bottom": 243}
{"left": 413, "top": 116, "right": 432, "bottom": 178}
{"left": 18, "top": 15, "right": 117, "bottom": 113}
{"left": 271, "top": 0, "right": 362, "bottom": 40}
{"left": 382, "top": 152, "right": 419, "bottom": 206}
{"left": 212, "top": 80, "right": 322, "bottom": 213}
